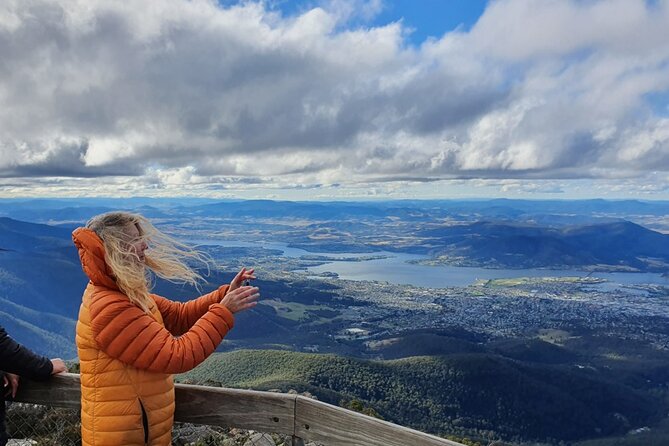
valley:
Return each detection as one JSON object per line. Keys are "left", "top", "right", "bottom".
{"left": 1, "top": 198, "right": 669, "bottom": 444}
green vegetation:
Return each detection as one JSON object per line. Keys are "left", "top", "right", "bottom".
{"left": 536, "top": 329, "right": 574, "bottom": 346}
{"left": 260, "top": 299, "right": 339, "bottom": 323}
{"left": 340, "top": 398, "right": 384, "bottom": 419}
{"left": 575, "top": 417, "right": 669, "bottom": 446}
{"left": 179, "top": 349, "right": 665, "bottom": 444}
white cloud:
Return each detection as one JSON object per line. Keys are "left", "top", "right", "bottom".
{"left": 616, "top": 118, "right": 669, "bottom": 165}
{"left": 0, "top": 0, "right": 667, "bottom": 197}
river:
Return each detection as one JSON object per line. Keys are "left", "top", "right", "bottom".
{"left": 191, "top": 239, "right": 669, "bottom": 289}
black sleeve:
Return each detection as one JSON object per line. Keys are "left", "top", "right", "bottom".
{"left": 0, "top": 326, "right": 53, "bottom": 380}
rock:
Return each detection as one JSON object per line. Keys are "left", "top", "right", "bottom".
{"left": 172, "top": 424, "right": 225, "bottom": 445}
{"left": 243, "top": 432, "right": 275, "bottom": 446}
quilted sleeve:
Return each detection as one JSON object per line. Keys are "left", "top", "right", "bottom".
{"left": 153, "top": 285, "right": 229, "bottom": 336}
{"left": 89, "top": 293, "right": 234, "bottom": 374}
{"left": 0, "top": 326, "right": 53, "bottom": 380}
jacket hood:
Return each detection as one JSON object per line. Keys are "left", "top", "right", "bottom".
{"left": 72, "top": 227, "right": 118, "bottom": 290}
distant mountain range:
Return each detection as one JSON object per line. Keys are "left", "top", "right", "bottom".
{"left": 3, "top": 197, "right": 669, "bottom": 270}
{"left": 3, "top": 197, "right": 669, "bottom": 223}
{"left": 418, "top": 220, "right": 669, "bottom": 271}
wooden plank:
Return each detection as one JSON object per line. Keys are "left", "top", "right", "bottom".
{"left": 174, "top": 384, "right": 296, "bottom": 435}
{"left": 294, "top": 396, "right": 465, "bottom": 446}
{"left": 13, "top": 373, "right": 81, "bottom": 409}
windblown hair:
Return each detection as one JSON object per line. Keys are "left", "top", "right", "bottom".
{"left": 86, "top": 212, "right": 212, "bottom": 313}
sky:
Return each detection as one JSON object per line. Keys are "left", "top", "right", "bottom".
{"left": 0, "top": 0, "right": 668, "bottom": 200}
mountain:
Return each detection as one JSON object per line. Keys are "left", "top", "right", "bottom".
{"left": 0, "top": 218, "right": 86, "bottom": 357}
{"left": 186, "top": 199, "right": 391, "bottom": 220}
{"left": 420, "top": 221, "right": 669, "bottom": 271}
{"left": 0, "top": 217, "right": 86, "bottom": 317}
{"left": 0, "top": 217, "right": 74, "bottom": 251}
{"left": 8, "top": 197, "right": 668, "bottom": 225}
{"left": 0, "top": 297, "right": 77, "bottom": 359}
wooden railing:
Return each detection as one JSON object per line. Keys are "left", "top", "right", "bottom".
{"left": 14, "top": 373, "right": 465, "bottom": 446}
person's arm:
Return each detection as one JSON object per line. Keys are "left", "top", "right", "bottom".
{"left": 0, "top": 326, "right": 53, "bottom": 380}
{"left": 90, "top": 292, "right": 239, "bottom": 374}
{"left": 156, "top": 267, "right": 256, "bottom": 336}
{"left": 153, "top": 285, "right": 229, "bottom": 336}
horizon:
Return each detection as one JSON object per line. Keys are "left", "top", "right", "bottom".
{"left": 2, "top": 195, "right": 669, "bottom": 204}
{"left": 1, "top": 0, "right": 668, "bottom": 199}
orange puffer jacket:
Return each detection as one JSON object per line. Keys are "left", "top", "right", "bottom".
{"left": 73, "top": 228, "right": 234, "bottom": 446}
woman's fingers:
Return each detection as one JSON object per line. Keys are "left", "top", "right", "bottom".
{"left": 221, "top": 283, "right": 260, "bottom": 313}
{"left": 242, "top": 293, "right": 260, "bottom": 303}
{"left": 230, "top": 267, "right": 256, "bottom": 289}
{"left": 238, "top": 291, "right": 260, "bottom": 303}
{"left": 225, "top": 286, "right": 259, "bottom": 301}
{"left": 241, "top": 301, "right": 258, "bottom": 311}
{"left": 241, "top": 270, "right": 256, "bottom": 282}
{"left": 235, "top": 286, "right": 258, "bottom": 297}
{"left": 232, "top": 267, "right": 246, "bottom": 284}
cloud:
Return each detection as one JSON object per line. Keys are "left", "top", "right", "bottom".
{"left": 0, "top": 0, "right": 668, "bottom": 196}
{"left": 0, "top": 137, "right": 143, "bottom": 177}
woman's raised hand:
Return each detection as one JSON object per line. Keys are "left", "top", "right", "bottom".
{"left": 221, "top": 285, "right": 260, "bottom": 313}
{"left": 229, "top": 267, "right": 256, "bottom": 292}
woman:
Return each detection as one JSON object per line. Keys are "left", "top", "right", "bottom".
{"left": 73, "top": 212, "right": 258, "bottom": 446}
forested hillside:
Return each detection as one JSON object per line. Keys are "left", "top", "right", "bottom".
{"left": 179, "top": 350, "right": 665, "bottom": 444}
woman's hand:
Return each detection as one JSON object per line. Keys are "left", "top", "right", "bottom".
{"left": 221, "top": 286, "right": 260, "bottom": 313}
{"left": 229, "top": 267, "right": 256, "bottom": 293}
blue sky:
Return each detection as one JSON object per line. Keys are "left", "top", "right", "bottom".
{"left": 0, "top": 0, "right": 668, "bottom": 200}
{"left": 256, "top": 0, "right": 489, "bottom": 45}
{"left": 372, "top": 0, "right": 488, "bottom": 43}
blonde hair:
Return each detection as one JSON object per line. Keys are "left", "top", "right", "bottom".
{"left": 87, "top": 212, "right": 212, "bottom": 313}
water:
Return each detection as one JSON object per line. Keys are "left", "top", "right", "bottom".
{"left": 192, "top": 239, "right": 669, "bottom": 289}
{"left": 189, "top": 239, "right": 376, "bottom": 259}
{"left": 309, "top": 256, "right": 669, "bottom": 288}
